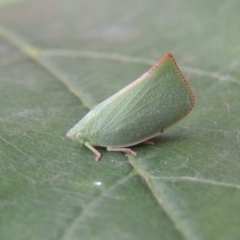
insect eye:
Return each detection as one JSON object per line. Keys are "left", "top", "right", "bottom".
{"left": 76, "top": 133, "right": 82, "bottom": 139}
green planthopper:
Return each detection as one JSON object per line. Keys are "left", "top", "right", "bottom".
{"left": 67, "top": 53, "right": 195, "bottom": 161}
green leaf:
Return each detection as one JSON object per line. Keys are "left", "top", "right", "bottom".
{"left": 0, "top": 1, "right": 240, "bottom": 240}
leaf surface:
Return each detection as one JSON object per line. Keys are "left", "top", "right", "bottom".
{"left": 0, "top": 1, "right": 240, "bottom": 239}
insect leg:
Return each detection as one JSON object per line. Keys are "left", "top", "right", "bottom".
{"left": 85, "top": 142, "right": 101, "bottom": 161}
{"left": 107, "top": 147, "right": 137, "bottom": 156}
{"left": 144, "top": 140, "right": 154, "bottom": 145}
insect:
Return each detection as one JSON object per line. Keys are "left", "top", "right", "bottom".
{"left": 67, "top": 53, "right": 195, "bottom": 161}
